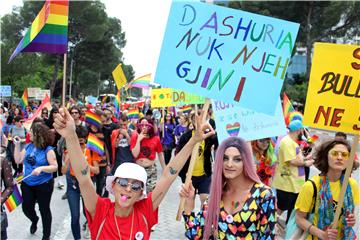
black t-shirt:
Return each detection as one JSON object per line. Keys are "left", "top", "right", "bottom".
{"left": 112, "top": 129, "right": 134, "bottom": 174}
{"left": 102, "top": 122, "right": 119, "bottom": 163}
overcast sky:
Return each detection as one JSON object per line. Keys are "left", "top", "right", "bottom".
{"left": 1, "top": 0, "right": 172, "bottom": 78}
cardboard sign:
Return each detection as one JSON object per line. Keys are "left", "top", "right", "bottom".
{"left": 27, "top": 88, "right": 41, "bottom": 98}
{"left": 303, "top": 43, "right": 360, "bottom": 134}
{"left": 155, "top": 1, "right": 299, "bottom": 115}
{"left": 212, "top": 99, "right": 286, "bottom": 142}
{"left": 35, "top": 89, "right": 51, "bottom": 100}
{"left": 151, "top": 88, "right": 173, "bottom": 107}
{"left": 0, "top": 85, "right": 11, "bottom": 97}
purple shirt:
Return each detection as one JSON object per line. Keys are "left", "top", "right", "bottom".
{"left": 174, "top": 125, "right": 188, "bottom": 145}
{"left": 161, "top": 123, "right": 175, "bottom": 146}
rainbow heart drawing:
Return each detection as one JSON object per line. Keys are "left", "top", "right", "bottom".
{"left": 226, "top": 122, "right": 240, "bottom": 137}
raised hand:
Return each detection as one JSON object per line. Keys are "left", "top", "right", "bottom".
{"left": 53, "top": 108, "right": 76, "bottom": 139}
{"left": 192, "top": 110, "right": 215, "bottom": 143}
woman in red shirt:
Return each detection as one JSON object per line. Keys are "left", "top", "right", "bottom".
{"left": 130, "top": 118, "right": 165, "bottom": 193}
{"left": 53, "top": 108, "right": 214, "bottom": 240}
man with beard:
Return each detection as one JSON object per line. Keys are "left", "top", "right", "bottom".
{"left": 272, "top": 120, "right": 314, "bottom": 227}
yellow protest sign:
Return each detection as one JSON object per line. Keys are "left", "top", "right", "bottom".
{"left": 112, "top": 63, "right": 127, "bottom": 89}
{"left": 303, "top": 43, "right": 360, "bottom": 134}
{"left": 151, "top": 88, "right": 173, "bottom": 107}
{"left": 172, "top": 90, "right": 205, "bottom": 106}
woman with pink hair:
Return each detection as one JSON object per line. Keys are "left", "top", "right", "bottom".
{"left": 180, "top": 137, "right": 277, "bottom": 239}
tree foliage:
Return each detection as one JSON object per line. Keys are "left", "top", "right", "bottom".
{"left": 1, "top": 0, "right": 134, "bottom": 99}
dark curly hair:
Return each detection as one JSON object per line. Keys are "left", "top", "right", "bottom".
{"left": 314, "top": 139, "right": 351, "bottom": 174}
{"left": 31, "top": 122, "right": 55, "bottom": 149}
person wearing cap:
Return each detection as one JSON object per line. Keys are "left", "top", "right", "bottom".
{"left": 53, "top": 107, "right": 214, "bottom": 240}
{"left": 272, "top": 119, "right": 314, "bottom": 227}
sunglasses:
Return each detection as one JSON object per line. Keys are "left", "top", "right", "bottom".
{"left": 137, "top": 123, "right": 153, "bottom": 129}
{"left": 329, "top": 150, "right": 349, "bottom": 159}
{"left": 115, "top": 178, "right": 143, "bottom": 192}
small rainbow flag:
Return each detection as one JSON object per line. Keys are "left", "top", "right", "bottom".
{"left": 307, "top": 135, "right": 319, "bottom": 144}
{"left": 180, "top": 105, "right": 192, "bottom": 114}
{"left": 114, "top": 90, "right": 121, "bottom": 116}
{"left": 85, "top": 110, "right": 102, "bottom": 129}
{"left": 86, "top": 133, "right": 105, "bottom": 156}
{"left": 283, "top": 93, "right": 295, "bottom": 125}
{"left": 4, "top": 185, "right": 23, "bottom": 212}
{"left": 15, "top": 173, "right": 24, "bottom": 183}
{"left": 127, "top": 108, "right": 139, "bottom": 120}
{"left": 126, "top": 74, "right": 151, "bottom": 89}
{"left": 8, "top": 0, "right": 69, "bottom": 62}
{"left": 20, "top": 89, "right": 29, "bottom": 112}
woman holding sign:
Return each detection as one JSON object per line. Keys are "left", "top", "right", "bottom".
{"left": 180, "top": 137, "right": 277, "bottom": 239}
{"left": 295, "top": 139, "right": 359, "bottom": 240}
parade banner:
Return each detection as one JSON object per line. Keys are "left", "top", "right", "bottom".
{"left": 172, "top": 90, "right": 205, "bottom": 105}
{"left": 151, "top": 88, "right": 173, "bottom": 107}
{"left": 303, "top": 43, "right": 360, "bottom": 134}
{"left": 155, "top": 1, "right": 299, "bottom": 115}
{"left": 0, "top": 85, "right": 11, "bottom": 97}
{"left": 27, "top": 88, "right": 41, "bottom": 98}
{"left": 212, "top": 98, "right": 286, "bottom": 142}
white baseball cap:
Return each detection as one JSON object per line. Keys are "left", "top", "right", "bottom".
{"left": 105, "top": 163, "right": 147, "bottom": 200}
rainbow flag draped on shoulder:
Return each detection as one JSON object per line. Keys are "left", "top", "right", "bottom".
{"left": 126, "top": 74, "right": 151, "bottom": 90}
{"left": 4, "top": 185, "right": 23, "bottom": 212}
{"left": 8, "top": 0, "right": 69, "bottom": 63}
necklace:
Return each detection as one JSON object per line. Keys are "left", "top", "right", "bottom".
{"left": 114, "top": 208, "right": 135, "bottom": 240}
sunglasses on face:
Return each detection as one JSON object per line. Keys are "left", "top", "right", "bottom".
{"left": 115, "top": 178, "right": 143, "bottom": 192}
{"left": 137, "top": 123, "right": 152, "bottom": 129}
{"left": 329, "top": 150, "right": 349, "bottom": 159}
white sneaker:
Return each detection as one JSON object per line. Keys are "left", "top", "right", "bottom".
{"left": 151, "top": 224, "right": 157, "bottom": 231}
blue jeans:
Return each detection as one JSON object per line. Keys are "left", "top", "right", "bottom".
{"left": 66, "top": 174, "right": 85, "bottom": 240}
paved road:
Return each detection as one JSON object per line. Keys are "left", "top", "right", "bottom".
{"left": 6, "top": 129, "right": 359, "bottom": 239}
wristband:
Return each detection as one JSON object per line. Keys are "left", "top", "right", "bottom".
{"left": 307, "top": 224, "right": 313, "bottom": 233}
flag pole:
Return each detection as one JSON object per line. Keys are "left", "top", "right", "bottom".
{"left": 62, "top": 53, "right": 67, "bottom": 107}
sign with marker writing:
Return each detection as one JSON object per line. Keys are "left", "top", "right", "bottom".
{"left": 0, "top": 85, "right": 11, "bottom": 97}
{"left": 155, "top": 1, "right": 299, "bottom": 115}
{"left": 151, "top": 88, "right": 205, "bottom": 107}
{"left": 212, "top": 99, "right": 286, "bottom": 142}
{"left": 303, "top": 43, "right": 360, "bottom": 134}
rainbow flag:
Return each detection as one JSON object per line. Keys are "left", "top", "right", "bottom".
{"left": 86, "top": 133, "right": 105, "bottom": 156}
{"left": 85, "top": 110, "right": 101, "bottom": 129}
{"left": 15, "top": 173, "right": 24, "bottom": 183}
{"left": 286, "top": 111, "right": 303, "bottom": 126}
{"left": 180, "top": 105, "right": 192, "bottom": 114}
{"left": 127, "top": 108, "right": 139, "bottom": 120}
{"left": 114, "top": 90, "right": 121, "bottom": 116}
{"left": 307, "top": 135, "right": 319, "bottom": 144}
{"left": 4, "top": 185, "right": 23, "bottom": 212}
{"left": 126, "top": 74, "right": 151, "bottom": 89}
{"left": 283, "top": 93, "right": 295, "bottom": 124}
{"left": 20, "top": 88, "right": 29, "bottom": 112}
{"left": 8, "top": 0, "right": 69, "bottom": 62}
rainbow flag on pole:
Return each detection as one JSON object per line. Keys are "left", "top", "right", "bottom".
{"left": 20, "top": 88, "right": 29, "bottom": 112}
{"left": 4, "top": 185, "right": 23, "bottom": 212}
{"left": 114, "top": 90, "right": 121, "bottom": 116}
{"left": 180, "top": 105, "right": 192, "bottom": 114}
{"left": 86, "top": 133, "right": 105, "bottom": 156}
{"left": 283, "top": 93, "right": 295, "bottom": 117}
{"left": 126, "top": 74, "right": 151, "bottom": 90}
{"left": 8, "top": 0, "right": 69, "bottom": 63}
{"left": 85, "top": 110, "right": 102, "bottom": 129}
{"left": 127, "top": 108, "right": 139, "bottom": 120}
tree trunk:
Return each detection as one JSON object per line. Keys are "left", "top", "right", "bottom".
{"left": 305, "top": 1, "right": 314, "bottom": 81}
{"left": 50, "top": 55, "right": 60, "bottom": 97}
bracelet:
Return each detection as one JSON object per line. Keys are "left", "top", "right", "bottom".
{"left": 307, "top": 224, "right": 313, "bottom": 233}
